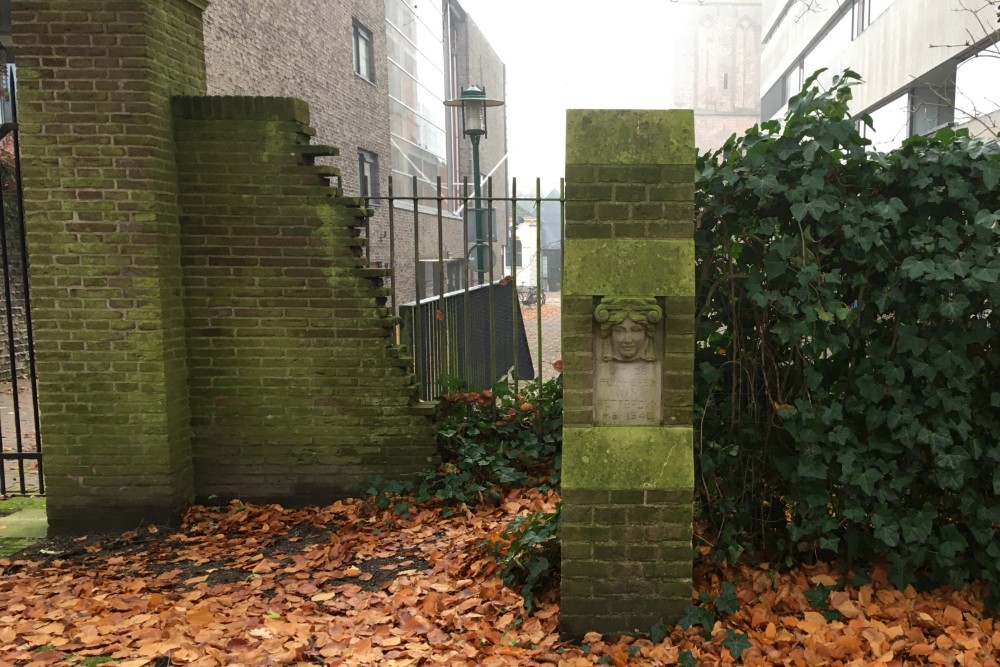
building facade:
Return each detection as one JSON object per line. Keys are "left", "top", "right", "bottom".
{"left": 672, "top": 0, "right": 763, "bottom": 152}
{"left": 204, "top": 0, "right": 508, "bottom": 304}
{"left": 760, "top": 0, "right": 1000, "bottom": 150}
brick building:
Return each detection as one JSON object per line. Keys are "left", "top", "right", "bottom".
{"left": 204, "top": 0, "right": 509, "bottom": 305}
{"left": 672, "top": 0, "right": 763, "bottom": 152}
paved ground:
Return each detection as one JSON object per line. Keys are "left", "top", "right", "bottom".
{"left": 0, "top": 382, "right": 40, "bottom": 496}
{"left": 519, "top": 290, "right": 562, "bottom": 383}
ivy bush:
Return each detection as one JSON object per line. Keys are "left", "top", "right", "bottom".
{"left": 364, "top": 374, "right": 562, "bottom": 514}
{"left": 695, "top": 69, "right": 1000, "bottom": 591}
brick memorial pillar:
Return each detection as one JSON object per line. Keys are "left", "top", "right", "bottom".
{"left": 560, "top": 110, "right": 696, "bottom": 637}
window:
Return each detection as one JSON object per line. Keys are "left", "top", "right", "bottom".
{"left": 853, "top": 0, "right": 896, "bottom": 38}
{"left": 358, "top": 149, "right": 378, "bottom": 202}
{"left": 862, "top": 93, "right": 910, "bottom": 153}
{"left": 955, "top": 47, "right": 1000, "bottom": 123}
{"left": 353, "top": 21, "right": 374, "bottom": 83}
{"left": 508, "top": 239, "right": 522, "bottom": 268}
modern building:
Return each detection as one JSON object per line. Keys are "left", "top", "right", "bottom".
{"left": 760, "top": 0, "right": 1000, "bottom": 151}
{"left": 204, "top": 0, "right": 508, "bottom": 304}
{"left": 672, "top": 0, "right": 763, "bottom": 152}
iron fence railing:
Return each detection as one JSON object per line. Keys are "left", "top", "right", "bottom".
{"left": 363, "top": 176, "right": 565, "bottom": 399}
{"left": 400, "top": 281, "right": 534, "bottom": 400}
{"left": 0, "top": 51, "right": 43, "bottom": 496}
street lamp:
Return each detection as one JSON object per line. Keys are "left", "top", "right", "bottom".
{"left": 444, "top": 85, "right": 504, "bottom": 285}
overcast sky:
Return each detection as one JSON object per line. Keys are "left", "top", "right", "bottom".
{"left": 453, "top": 0, "right": 684, "bottom": 190}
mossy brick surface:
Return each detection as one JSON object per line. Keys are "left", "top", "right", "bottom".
{"left": 560, "top": 486, "right": 694, "bottom": 639}
{"left": 14, "top": 2, "right": 435, "bottom": 532}
{"left": 566, "top": 110, "right": 695, "bottom": 166}
{"left": 562, "top": 239, "right": 695, "bottom": 297}
{"left": 15, "top": 0, "right": 209, "bottom": 534}
{"left": 562, "top": 426, "right": 694, "bottom": 490}
{"left": 175, "top": 97, "right": 435, "bottom": 504}
{"left": 561, "top": 108, "right": 695, "bottom": 636}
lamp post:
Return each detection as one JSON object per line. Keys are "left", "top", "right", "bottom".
{"left": 444, "top": 85, "right": 504, "bottom": 285}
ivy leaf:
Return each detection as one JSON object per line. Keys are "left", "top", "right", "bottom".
{"left": 715, "top": 582, "right": 740, "bottom": 616}
{"left": 804, "top": 584, "right": 836, "bottom": 609}
{"left": 854, "top": 468, "right": 882, "bottom": 495}
{"left": 678, "top": 604, "right": 717, "bottom": 639}
{"left": 939, "top": 294, "right": 970, "bottom": 320}
{"left": 679, "top": 649, "right": 698, "bottom": 667}
{"left": 650, "top": 621, "right": 668, "bottom": 645}
{"left": 722, "top": 628, "right": 753, "bottom": 660}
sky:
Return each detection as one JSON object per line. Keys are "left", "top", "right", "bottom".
{"left": 452, "top": 0, "right": 687, "bottom": 190}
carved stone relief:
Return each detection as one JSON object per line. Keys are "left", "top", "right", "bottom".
{"left": 593, "top": 297, "right": 662, "bottom": 425}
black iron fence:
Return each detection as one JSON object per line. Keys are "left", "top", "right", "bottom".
{"left": 364, "top": 175, "right": 565, "bottom": 399}
{"left": 0, "top": 50, "right": 43, "bottom": 496}
{"left": 400, "top": 281, "right": 534, "bottom": 400}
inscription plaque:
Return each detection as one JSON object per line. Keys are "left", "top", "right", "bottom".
{"left": 592, "top": 297, "right": 662, "bottom": 425}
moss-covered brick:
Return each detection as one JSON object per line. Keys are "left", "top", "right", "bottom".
{"left": 15, "top": 1, "right": 435, "bottom": 534}
{"left": 16, "top": 0, "right": 208, "bottom": 534}
{"left": 566, "top": 110, "right": 696, "bottom": 166}
{"left": 563, "top": 239, "right": 696, "bottom": 297}
{"left": 175, "top": 95, "right": 435, "bottom": 504}
{"left": 561, "top": 109, "right": 695, "bottom": 638}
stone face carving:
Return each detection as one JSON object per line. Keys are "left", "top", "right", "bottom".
{"left": 594, "top": 297, "right": 662, "bottom": 362}
{"left": 593, "top": 297, "right": 662, "bottom": 425}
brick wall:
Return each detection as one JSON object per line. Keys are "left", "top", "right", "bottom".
{"left": 13, "top": 0, "right": 207, "bottom": 533}
{"left": 173, "top": 96, "right": 435, "bottom": 503}
{"left": 13, "top": 1, "right": 436, "bottom": 532}
{"left": 560, "top": 110, "right": 697, "bottom": 638}
{"left": 202, "top": 0, "right": 401, "bottom": 283}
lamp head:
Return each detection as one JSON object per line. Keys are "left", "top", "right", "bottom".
{"left": 444, "top": 85, "right": 503, "bottom": 139}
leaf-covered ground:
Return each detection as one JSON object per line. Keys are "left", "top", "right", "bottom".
{"left": 1, "top": 490, "right": 998, "bottom": 666}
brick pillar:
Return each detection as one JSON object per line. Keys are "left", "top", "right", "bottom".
{"left": 13, "top": 0, "right": 210, "bottom": 533}
{"left": 560, "top": 110, "right": 696, "bottom": 638}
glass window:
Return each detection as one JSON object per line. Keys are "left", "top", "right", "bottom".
{"left": 955, "top": 47, "right": 1000, "bottom": 123}
{"left": 863, "top": 93, "right": 910, "bottom": 152}
{"left": 353, "top": 21, "right": 374, "bottom": 83}
{"left": 784, "top": 62, "right": 803, "bottom": 100}
{"left": 359, "top": 149, "right": 379, "bottom": 201}
{"left": 866, "top": 0, "right": 895, "bottom": 25}
{"left": 855, "top": 0, "right": 896, "bottom": 37}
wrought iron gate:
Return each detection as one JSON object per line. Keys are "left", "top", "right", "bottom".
{"left": 0, "top": 47, "right": 42, "bottom": 496}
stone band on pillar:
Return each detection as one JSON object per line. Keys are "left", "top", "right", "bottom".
{"left": 560, "top": 109, "right": 696, "bottom": 638}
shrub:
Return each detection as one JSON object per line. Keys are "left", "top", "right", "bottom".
{"left": 484, "top": 505, "right": 561, "bottom": 614}
{"left": 364, "top": 374, "right": 562, "bottom": 514}
{"left": 695, "top": 69, "right": 1000, "bottom": 591}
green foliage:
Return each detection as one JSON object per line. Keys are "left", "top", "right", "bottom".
{"left": 650, "top": 621, "right": 669, "bottom": 644}
{"left": 485, "top": 505, "right": 561, "bottom": 614}
{"left": 679, "top": 582, "right": 739, "bottom": 640}
{"left": 695, "top": 68, "right": 1000, "bottom": 590}
{"left": 363, "top": 375, "right": 562, "bottom": 511}
{"left": 721, "top": 629, "right": 752, "bottom": 661}
{"left": 678, "top": 604, "right": 717, "bottom": 640}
